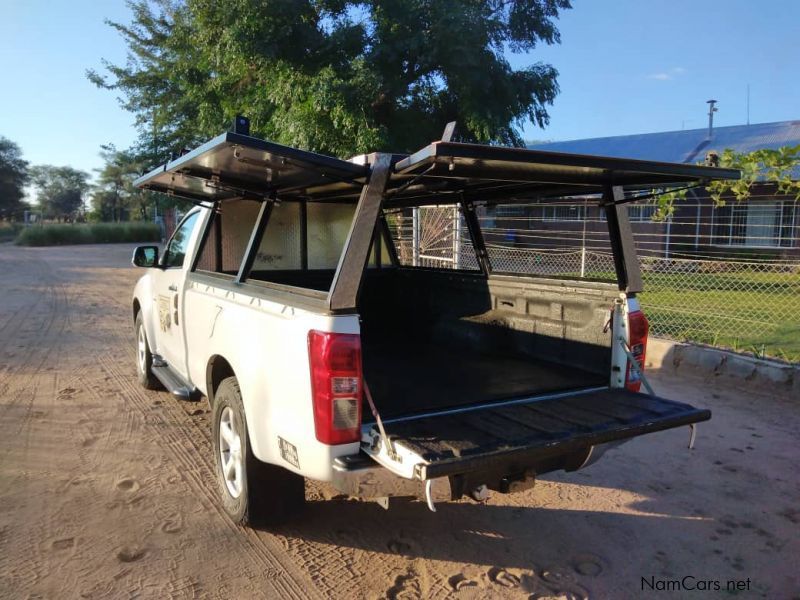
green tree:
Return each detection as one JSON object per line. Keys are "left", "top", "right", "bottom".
{"left": 0, "top": 137, "right": 29, "bottom": 220}
{"left": 88, "top": 0, "right": 571, "bottom": 163}
{"left": 651, "top": 145, "right": 800, "bottom": 220}
{"left": 30, "top": 166, "right": 91, "bottom": 220}
{"left": 93, "top": 144, "right": 150, "bottom": 221}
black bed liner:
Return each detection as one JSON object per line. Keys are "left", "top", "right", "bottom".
{"left": 373, "top": 388, "right": 710, "bottom": 480}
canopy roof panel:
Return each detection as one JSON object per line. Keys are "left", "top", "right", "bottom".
{"left": 133, "top": 131, "right": 368, "bottom": 202}
{"left": 134, "top": 132, "right": 740, "bottom": 206}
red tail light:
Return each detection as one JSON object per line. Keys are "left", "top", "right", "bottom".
{"left": 626, "top": 310, "right": 649, "bottom": 392}
{"left": 308, "top": 330, "right": 363, "bottom": 444}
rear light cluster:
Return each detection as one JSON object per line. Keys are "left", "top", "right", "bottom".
{"left": 307, "top": 330, "right": 363, "bottom": 444}
{"left": 625, "top": 310, "right": 650, "bottom": 393}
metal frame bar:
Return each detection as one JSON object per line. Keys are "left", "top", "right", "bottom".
{"left": 373, "top": 221, "right": 382, "bottom": 268}
{"left": 300, "top": 199, "right": 308, "bottom": 270}
{"left": 328, "top": 154, "right": 393, "bottom": 311}
{"left": 235, "top": 199, "right": 275, "bottom": 284}
{"left": 395, "top": 141, "right": 740, "bottom": 182}
{"left": 379, "top": 213, "right": 400, "bottom": 266}
{"left": 603, "top": 185, "right": 643, "bottom": 293}
{"left": 189, "top": 205, "right": 218, "bottom": 273}
{"left": 460, "top": 199, "right": 491, "bottom": 276}
{"left": 213, "top": 210, "right": 223, "bottom": 272}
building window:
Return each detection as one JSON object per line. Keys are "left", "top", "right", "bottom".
{"left": 538, "top": 205, "right": 587, "bottom": 222}
{"left": 712, "top": 201, "right": 795, "bottom": 247}
{"left": 628, "top": 204, "right": 657, "bottom": 222}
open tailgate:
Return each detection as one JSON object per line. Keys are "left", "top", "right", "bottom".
{"left": 362, "top": 388, "right": 710, "bottom": 481}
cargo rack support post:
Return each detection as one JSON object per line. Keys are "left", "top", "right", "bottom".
{"left": 602, "top": 184, "right": 643, "bottom": 294}
{"left": 328, "top": 154, "right": 393, "bottom": 312}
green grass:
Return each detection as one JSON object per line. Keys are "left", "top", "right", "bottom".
{"left": 0, "top": 222, "right": 23, "bottom": 242}
{"left": 15, "top": 222, "right": 161, "bottom": 247}
{"left": 640, "top": 270, "right": 800, "bottom": 362}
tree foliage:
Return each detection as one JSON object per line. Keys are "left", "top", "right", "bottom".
{"left": 652, "top": 145, "right": 800, "bottom": 220}
{"left": 92, "top": 145, "right": 150, "bottom": 221}
{"left": 30, "top": 165, "right": 91, "bottom": 220}
{"left": 88, "top": 0, "right": 571, "bottom": 164}
{"left": 0, "top": 137, "right": 29, "bottom": 220}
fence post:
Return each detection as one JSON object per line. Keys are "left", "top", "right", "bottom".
{"left": 580, "top": 246, "right": 586, "bottom": 278}
{"left": 453, "top": 206, "right": 461, "bottom": 269}
{"left": 580, "top": 198, "right": 588, "bottom": 278}
{"left": 412, "top": 207, "right": 420, "bottom": 266}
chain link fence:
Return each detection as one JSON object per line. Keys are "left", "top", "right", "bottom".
{"left": 386, "top": 201, "right": 800, "bottom": 362}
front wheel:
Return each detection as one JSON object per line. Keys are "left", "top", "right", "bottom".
{"left": 135, "top": 312, "right": 159, "bottom": 390}
{"left": 212, "top": 376, "right": 305, "bottom": 526}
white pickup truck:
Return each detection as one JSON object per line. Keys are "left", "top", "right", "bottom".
{"left": 131, "top": 125, "right": 738, "bottom": 526}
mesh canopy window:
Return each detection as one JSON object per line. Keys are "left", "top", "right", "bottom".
{"left": 307, "top": 203, "right": 355, "bottom": 269}
{"left": 252, "top": 202, "right": 302, "bottom": 270}
{"left": 194, "top": 199, "right": 261, "bottom": 276}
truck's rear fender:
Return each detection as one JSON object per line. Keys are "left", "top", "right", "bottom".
{"left": 183, "top": 279, "right": 362, "bottom": 481}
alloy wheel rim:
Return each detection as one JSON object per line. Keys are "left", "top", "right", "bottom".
{"left": 137, "top": 325, "right": 147, "bottom": 374}
{"left": 218, "top": 406, "right": 243, "bottom": 498}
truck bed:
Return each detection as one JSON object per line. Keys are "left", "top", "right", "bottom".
{"left": 358, "top": 268, "right": 618, "bottom": 420}
{"left": 362, "top": 339, "right": 605, "bottom": 419}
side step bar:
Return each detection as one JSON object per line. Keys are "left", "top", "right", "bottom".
{"left": 151, "top": 359, "right": 202, "bottom": 401}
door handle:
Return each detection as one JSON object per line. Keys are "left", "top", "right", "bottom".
{"left": 168, "top": 284, "right": 178, "bottom": 292}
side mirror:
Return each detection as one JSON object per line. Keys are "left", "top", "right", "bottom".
{"left": 132, "top": 245, "right": 159, "bottom": 268}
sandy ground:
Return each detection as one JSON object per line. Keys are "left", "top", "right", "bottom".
{"left": 0, "top": 243, "right": 798, "bottom": 600}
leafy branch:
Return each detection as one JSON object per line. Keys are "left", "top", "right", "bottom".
{"left": 650, "top": 144, "right": 800, "bottom": 221}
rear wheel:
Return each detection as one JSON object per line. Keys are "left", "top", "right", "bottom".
{"left": 212, "top": 376, "right": 305, "bottom": 526}
{"left": 135, "top": 312, "right": 159, "bottom": 390}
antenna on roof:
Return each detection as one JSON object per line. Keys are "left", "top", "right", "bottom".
{"left": 706, "top": 100, "right": 718, "bottom": 139}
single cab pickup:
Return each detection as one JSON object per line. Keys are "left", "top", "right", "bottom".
{"left": 131, "top": 127, "right": 738, "bottom": 526}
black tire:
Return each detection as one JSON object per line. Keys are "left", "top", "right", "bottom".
{"left": 135, "top": 312, "right": 160, "bottom": 390}
{"left": 212, "top": 376, "right": 305, "bottom": 527}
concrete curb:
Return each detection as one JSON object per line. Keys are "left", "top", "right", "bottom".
{"left": 646, "top": 338, "right": 800, "bottom": 396}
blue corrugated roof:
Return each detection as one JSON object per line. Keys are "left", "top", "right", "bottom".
{"left": 528, "top": 120, "right": 800, "bottom": 164}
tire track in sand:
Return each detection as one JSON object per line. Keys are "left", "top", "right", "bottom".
{"left": 98, "top": 354, "right": 322, "bottom": 600}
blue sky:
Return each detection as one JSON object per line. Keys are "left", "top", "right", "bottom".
{"left": 1, "top": 0, "right": 799, "bottom": 178}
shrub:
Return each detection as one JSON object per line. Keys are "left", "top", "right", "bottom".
{"left": 15, "top": 222, "right": 161, "bottom": 246}
{"left": 0, "top": 222, "right": 23, "bottom": 242}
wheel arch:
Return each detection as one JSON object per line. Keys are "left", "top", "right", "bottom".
{"left": 206, "top": 354, "right": 236, "bottom": 407}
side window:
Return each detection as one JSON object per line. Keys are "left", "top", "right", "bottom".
{"left": 163, "top": 212, "right": 200, "bottom": 269}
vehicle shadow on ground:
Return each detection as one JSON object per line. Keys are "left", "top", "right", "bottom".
{"left": 265, "top": 492, "right": 714, "bottom": 574}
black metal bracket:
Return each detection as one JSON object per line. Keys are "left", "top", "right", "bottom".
{"left": 603, "top": 185, "right": 643, "bottom": 293}
{"left": 328, "top": 154, "right": 393, "bottom": 311}
{"left": 235, "top": 196, "right": 275, "bottom": 284}
{"left": 460, "top": 198, "right": 491, "bottom": 276}
{"left": 379, "top": 213, "right": 400, "bottom": 267}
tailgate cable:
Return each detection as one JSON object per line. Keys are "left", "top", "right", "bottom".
{"left": 364, "top": 381, "right": 398, "bottom": 461}
{"left": 618, "top": 337, "right": 697, "bottom": 450}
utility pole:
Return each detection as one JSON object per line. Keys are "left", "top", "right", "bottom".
{"left": 746, "top": 85, "right": 750, "bottom": 126}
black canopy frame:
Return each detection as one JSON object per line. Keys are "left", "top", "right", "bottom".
{"left": 136, "top": 131, "right": 740, "bottom": 310}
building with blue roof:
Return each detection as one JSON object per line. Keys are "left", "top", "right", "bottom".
{"left": 520, "top": 121, "right": 800, "bottom": 259}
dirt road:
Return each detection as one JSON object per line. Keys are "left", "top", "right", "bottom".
{"left": 0, "top": 243, "right": 797, "bottom": 599}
